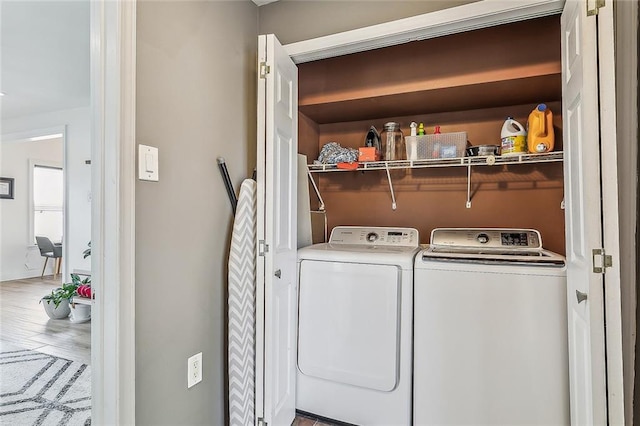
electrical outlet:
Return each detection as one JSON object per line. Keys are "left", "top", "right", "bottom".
{"left": 187, "top": 352, "right": 202, "bottom": 388}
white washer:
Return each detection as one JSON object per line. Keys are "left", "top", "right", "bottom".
{"left": 414, "top": 228, "right": 569, "bottom": 426}
{"left": 297, "top": 226, "right": 419, "bottom": 426}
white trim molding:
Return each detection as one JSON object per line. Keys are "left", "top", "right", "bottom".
{"left": 284, "top": 0, "right": 565, "bottom": 64}
{"left": 90, "top": 0, "right": 136, "bottom": 424}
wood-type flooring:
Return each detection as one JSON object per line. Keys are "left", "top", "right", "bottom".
{"left": 0, "top": 276, "right": 91, "bottom": 365}
{"left": 293, "top": 413, "right": 339, "bottom": 426}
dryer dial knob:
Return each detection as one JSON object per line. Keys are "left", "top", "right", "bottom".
{"left": 477, "top": 233, "right": 490, "bottom": 244}
{"left": 366, "top": 232, "right": 379, "bottom": 242}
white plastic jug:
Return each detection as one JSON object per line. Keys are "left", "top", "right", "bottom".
{"left": 501, "top": 117, "right": 527, "bottom": 156}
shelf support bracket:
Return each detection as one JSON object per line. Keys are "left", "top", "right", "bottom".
{"left": 307, "top": 170, "right": 329, "bottom": 242}
{"left": 466, "top": 163, "right": 472, "bottom": 208}
{"left": 385, "top": 164, "right": 397, "bottom": 210}
{"left": 307, "top": 170, "right": 325, "bottom": 211}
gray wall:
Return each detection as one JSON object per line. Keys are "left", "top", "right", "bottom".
{"left": 135, "top": 1, "right": 257, "bottom": 424}
{"left": 258, "top": 0, "right": 479, "bottom": 44}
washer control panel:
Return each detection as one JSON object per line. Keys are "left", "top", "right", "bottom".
{"left": 430, "top": 228, "right": 542, "bottom": 250}
{"left": 329, "top": 226, "right": 419, "bottom": 248}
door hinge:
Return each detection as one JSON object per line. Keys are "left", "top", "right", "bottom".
{"left": 257, "top": 418, "right": 267, "bottom": 426}
{"left": 587, "top": 0, "right": 605, "bottom": 16}
{"left": 259, "top": 62, "right": 271, "bottom": 79}
{"left": 592, "top": 248, "right": 613, "bottom": 273}
{"left": 258, "top": 240, "right": 269, "bottom": 257}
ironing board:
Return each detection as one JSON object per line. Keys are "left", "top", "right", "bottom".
{"left": 228, "top": 179, "right": 257, "bottom": 426}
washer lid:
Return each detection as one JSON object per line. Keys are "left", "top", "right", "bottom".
{"left": 421, "top": 247, "right": 565, "bottom": 266}
{"left": 424, "top": 228, "right": 565, "bottom": 265}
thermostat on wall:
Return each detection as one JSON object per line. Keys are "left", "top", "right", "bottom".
{"left": 138, "top": 144, "right": 159, "bottom": 181}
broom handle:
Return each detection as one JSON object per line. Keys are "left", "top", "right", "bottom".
{"left": 217, "top": 157, "right": 237, "bottom": 215}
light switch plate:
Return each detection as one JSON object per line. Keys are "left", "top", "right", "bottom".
{"left": 138, "top": 144, "right": 159, "bottom": 181}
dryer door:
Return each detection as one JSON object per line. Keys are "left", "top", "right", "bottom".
{"left": 297, "top": 260, "right": 400, "bottom": 391}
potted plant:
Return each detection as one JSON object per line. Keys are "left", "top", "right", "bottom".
{"left": 40, "top": 274, "right": 89, "bottom": 320}
{"left": 69, "top": 241, "right": 92, "bottom": 323}
{"left": 40, "top": 281, "right": 77, "bottom": 319}
{"left": 70, "top": 275, "right": 92, "bottom": 323}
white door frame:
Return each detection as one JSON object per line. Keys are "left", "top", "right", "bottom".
{"left": 90, "top": 0, "right": 136, "bottom": 424}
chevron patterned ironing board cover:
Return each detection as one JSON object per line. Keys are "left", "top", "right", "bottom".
{"left": 228, "top": 179, "right": 257, "bottom": 426}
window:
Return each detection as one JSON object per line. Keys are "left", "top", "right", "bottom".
{"left": 32, "top": 164, "right": 63, "bottom": 244}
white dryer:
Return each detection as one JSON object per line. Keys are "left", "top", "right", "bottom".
{"left": 296, "top": 226, "right": 419, "bottom": 426}
{"left": 413, "top": 228, "right": 569, "bottom": 426}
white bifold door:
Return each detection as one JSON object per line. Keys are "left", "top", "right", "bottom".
{"left": 255, "top": 34, "right": 298, "bottom": 426}
{"left": 561, "top": 0, "right": 623, "bottom": 424}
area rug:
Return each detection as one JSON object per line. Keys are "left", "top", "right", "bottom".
{"left": 0, "top": 344, "right": 91, "bottom": 425}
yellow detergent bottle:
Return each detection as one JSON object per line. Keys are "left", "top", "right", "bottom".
{"left": 500, "top": 117, "right": 527, "bottom": 155}
{"left": 527, "top": 103, "right": 555, "bottom": 153}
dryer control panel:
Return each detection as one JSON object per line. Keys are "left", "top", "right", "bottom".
{"left": 329, "top": 226, "right": 419, "bottom": 248}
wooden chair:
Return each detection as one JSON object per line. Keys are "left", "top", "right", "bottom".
{"left": 35, "top": 236, "right": 62, "bottom": 277}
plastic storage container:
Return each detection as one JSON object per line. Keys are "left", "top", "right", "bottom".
{"left": 405, "top": 132, "right": 467, "bottom": 160}
{"left": 501, "top": 117, "right": 527, "bottom": 155}
{"left": 527, "top": 104, "right": 555, "bottom": 153}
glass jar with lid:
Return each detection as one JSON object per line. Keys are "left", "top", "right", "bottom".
{"left": 381, "top": 122, "right": 405, "bottom": 161}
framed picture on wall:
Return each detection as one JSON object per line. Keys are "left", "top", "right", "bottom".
{"left": 0, "top": 177, "right": 15, "bottom": 199}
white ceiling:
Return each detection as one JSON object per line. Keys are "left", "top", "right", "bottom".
{"left": 1, "top": 1, "right": 90, "bottom": 120}
{"left": 0, "top": 0, "right": 283, "bottom": 120}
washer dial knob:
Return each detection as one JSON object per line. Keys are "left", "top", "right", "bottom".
{"left": 366, "top": 232, "right": 379, "bottom": 242}
{"left": 477, "top": 233, "right": 490, "bottom": 244}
